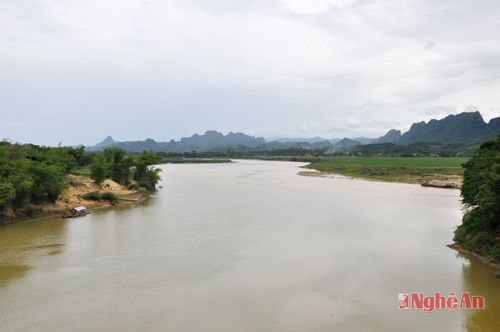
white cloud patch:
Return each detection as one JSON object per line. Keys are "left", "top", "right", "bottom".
{"left": 0, "top": 0, "right": 499, "bottom": 144}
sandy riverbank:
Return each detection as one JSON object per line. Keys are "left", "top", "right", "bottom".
{"left": 298, "top": 170, "right": 463, "bottom": 189}
{"left": 1, "top": 175, "right": 150, "bottom": 225}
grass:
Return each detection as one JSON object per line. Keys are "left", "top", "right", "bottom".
{"left": 305, "top": 156, "right": 468, "bottom": 183}
{"left": 70, "top": 166, "right": 92, "bottom": 176}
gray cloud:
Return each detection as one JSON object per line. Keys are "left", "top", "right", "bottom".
{"left": 0, "top": 0, "right": 499, "bottom": 145}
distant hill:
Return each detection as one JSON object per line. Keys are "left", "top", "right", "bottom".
{"left": 263, "top": 140, "right": 332, "bottom": 151}
{"left": 352, "top": 137, "right": 375, "bottom": 144}
{"left": 87, "top": 131, "right": 266, "bottom": 153}
{"left": 274, "top": 136, "right": 328, "bottom": 144}
{"left": 86, "top": 112, "right": 499, "bottom": 154}
{"left": 90, "top": 136, "right": 116, "bottom": 150}
{"left": 326, "top": 138, "right": 362, "bottom": 153}
{"left": 372, "top": 129, "right": 401, "bottom": 144}
{"left": 398, "top": 112, "right": 499, "bottom": 145}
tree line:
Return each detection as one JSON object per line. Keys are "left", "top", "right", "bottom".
{"left": 454, "top": 136, "right": 500, "bottom": 261}
{"left": 90, "top": 148, "right": 161, "bottom": 190}
{"left": 0, "top": 142, "right": 161, "bottom": 219}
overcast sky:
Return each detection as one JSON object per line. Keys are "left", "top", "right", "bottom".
{"left": 1, "top": 0, "right": 499, "bottom": 146}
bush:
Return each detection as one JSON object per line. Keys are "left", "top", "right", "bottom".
{"left": 127, "top": 183, "right": 141, "bottom": 190}
{"left": 101, "top": 192, "right": 118, "bottom": 204}
{"left": 82, "top": 191, "right": 102, "bottom": 201}
{"left": 82, "top": 191, "right": 118, "bottom": 204}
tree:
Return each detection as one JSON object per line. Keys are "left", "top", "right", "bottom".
{"left": 133, "top": 151, "right": 162, "bottom": 190}
{"left": 29, "top": 162, "right": 66, "bottom": 203}
{"left": 0, "top": 182, "right": 15, "bottom": 209}
{"left": 104, "top": 148, "right": 133, "bottom": 185}
{"left": 454, "top": 136, "right": 500, "bottom": 261}
{"left": 90, "top": 157, "right": 108, "bottom": 184}
{"left": 135, "top": 166, "right": 161, "bottom": 191}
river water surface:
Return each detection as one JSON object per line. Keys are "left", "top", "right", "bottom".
{"left": 0, "top": 160, "right": 498, "bottom": 331}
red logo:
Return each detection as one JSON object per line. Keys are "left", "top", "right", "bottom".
{"left": 398, "top": 293, "right": 409, "bottom": 309}
{"left": 397, "top": 292, "right": 485, "bottom": 312}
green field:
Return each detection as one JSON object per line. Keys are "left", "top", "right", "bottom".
{"left": 305, "top": 157, "right": 468, "bottom": 184}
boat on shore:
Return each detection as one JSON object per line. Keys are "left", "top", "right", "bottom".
{"left": 63, "top": 206, "right": 90, "bottom": 218}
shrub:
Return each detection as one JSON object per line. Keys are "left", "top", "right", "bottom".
{"left": 83, "top": 191, "right": 102, "bottom": 201}
{"left": 127, "top": 183, "right": 141, "bottom": 190}
{"left": 82, "top": 191, "right": 118, "bottom": 204}
{"left": 101, "top": 192, "right": 118, "bottom": 204}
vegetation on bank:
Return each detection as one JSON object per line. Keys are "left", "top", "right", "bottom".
{"left": 89, "top": 148, "right": 162, "bottom": 191}
{"left": 156, "top": 151, "right": 469, "bottom": 184}
{"left": 82, "top": 191, "right": 119, "bottom": 204}
{"left": 304, "top": 156, "right": 466, "bottom": 183}
{"left": 346, "top": 141, "right": 481, "bottom": 157}
{"left": 0, "top": 143, "right": 85, "bottom": 219}
{"left": 454, "top": 137, "right": 500, "bottom": 262}
{"left": 0, "top": 143, "right": 162, "bottom": 221}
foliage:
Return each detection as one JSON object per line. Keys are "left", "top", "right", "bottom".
{"left": 82, "top": 191, "right": 102, "bottom": 201}
{"left": 90, "top": 149, "right": 162, "bottom": 190}
{"left": 0, "top": 142, "right": 162, "bottom": 220}
{"left": 102, "top": 148, "right": 133, "bottom": 185}
{"left": 0, "top": 182, "right": 16, "bottom": 209}
{"left": 82, "top": 191, "right": 118, "bottom": 204}
{"left": 0, "top": 142, "right": 75, "bottom": 216}
{"left": 454, "top": 136, "right": 500, "bottom": 261}
{"left": 132, "top": 151, "right": 162, "bottom": 190}
{"left": 71, "top": 166, "right": 92, "bottom": 176}
{"left": 347, "top": 142, "right": 479, "bottom": 157}
{"left": 90, "top": 156, "right": 108, "bottom": 184}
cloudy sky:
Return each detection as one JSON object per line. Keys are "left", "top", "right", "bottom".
{"left": 1, "top": 0, "right": 499, "bottom": 146}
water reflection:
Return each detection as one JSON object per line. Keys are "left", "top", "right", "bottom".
{"left": 0, "top": 218, "right": 67, "bottom": 286}
{"left": 457, "top": 253, "right": 500, "bottom": 331}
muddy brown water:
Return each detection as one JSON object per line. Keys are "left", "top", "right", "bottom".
{"left": 0, "top": 160, "right": 498, "bottom": 331}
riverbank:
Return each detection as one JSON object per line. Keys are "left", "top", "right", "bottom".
{"left": 298, "top": 169, "right": 463, "bottom": 188}
{"left": 302, "top": 156, "right": 465, "bottom": 188}
{"left": 448, "top": 243, "right": 500, "bottom": 278}
{"left": 1, "top": 175, "right": 150, "bottom": 225}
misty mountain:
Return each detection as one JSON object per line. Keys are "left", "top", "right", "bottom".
{"left": 86, "top": 112, "right": 499, "bottom": 154}
{"left": 352, "top": 137, "right": 375, "bottom": 144}
{"left": 372, "top": 129, "right": 401, "bottom": 144}
{"left": 398, "top": 112, "right": 499, "bottom": 145}
{"left": 274, "top": 136, "right": 328, "bottom": 144}
{"left": 90, "top": 136, "right": 116, "bottom": 150}
{"left": 176, "top": 130, "right": 265, "bottom": 151}
{"left": 262, "top": 140, "right": 333, "bottom": 151}
{"left": 87, "top": 131, "right": 266, "bottom": 153}
{"left": 326, "top": 138, "right": 362, "bottom": 153}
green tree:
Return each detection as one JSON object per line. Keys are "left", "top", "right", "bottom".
{"left": 455, "top": 136, "right": 500, "bottom": 261}
{"left": 30, "top": 162, "right": 66, "bottom": 203}
{"left": 133, "top": 151, "right": 162, "bottom": 190}
{"left": 0, "top": 181, "right": 15, "bottom": 209}
{"left": 104, "top": 148, "right": 133, "bottom": 184}
{"left": 134, "top": 166, "right": 161, "bottom": 191}
{"left": 90, "top": 157, "right": 108, "bottom": 184}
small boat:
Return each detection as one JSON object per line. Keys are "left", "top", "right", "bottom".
{"left": 63, "top": 206, "right": 90, "bottom": 218}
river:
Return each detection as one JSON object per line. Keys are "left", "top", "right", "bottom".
{"left": 0, "top": 160, "right": 498, "bottom": 331}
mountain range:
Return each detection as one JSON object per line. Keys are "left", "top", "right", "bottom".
{"left": 86, "top": 112, "right": 500, "bottom": 153}
{"left": 397, "top": 112, "right": 499, "bottom": 144}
